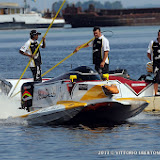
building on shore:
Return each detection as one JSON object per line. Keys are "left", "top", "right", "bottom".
{"left": 0, "top": 2, "right": 24, "bottom": 15}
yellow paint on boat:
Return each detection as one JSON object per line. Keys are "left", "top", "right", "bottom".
{"left": 15, "top": 101, "right": 87, "bottom": 119}
{"left": 116, "top": 97, "right": 150, "bottom": 104}
{"left": 80, "top": 85, "right": 107, "bottom": 101}
{"left": 15, "top": 110, "right": 40, "bottom": 118}
{"left": 57, "top": 101, "right": 87, "bottom": 110}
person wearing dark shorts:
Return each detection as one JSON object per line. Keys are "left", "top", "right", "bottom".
{"left": 30, "top": 66, "right": 42, "bottom": 82}
{"left": 95, "top": 63, "right": 109, "bottom": 75}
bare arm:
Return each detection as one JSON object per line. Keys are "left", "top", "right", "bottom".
{"left": 147, "top": 40, "right": 153, "bottom": 61}
{"left": 41, "top": 37, "right": 46, "bottom": 48}
{"left": 100, "top": 51, "right": 109, "bottom": 68}
{"left": 147, "top": 53, "right": 151, "bottom": 60}
{"left": 74, "top": 43, "right": 89, "bottom": 53}
{"left": 19, "top": 50, "right": 34, "bottom": 58}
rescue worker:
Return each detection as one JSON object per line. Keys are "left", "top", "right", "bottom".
{"left": 19, "top": 30, "right": 46, "bottom": 82}
{"left": 147, "top": 30, "right": 160, "bottom": 96}
{"left": 74, "top": 26, "right": 110, "bottom": 76}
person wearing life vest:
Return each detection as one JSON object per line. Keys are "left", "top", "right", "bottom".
{"left": 19, "top": 30, "right": 46, "bottom": 82}
{"left": 147, "top": 30, "right": 160, "bottom": 96}
{"left": 74, "top": 26, "right": 110, "bottom": 76}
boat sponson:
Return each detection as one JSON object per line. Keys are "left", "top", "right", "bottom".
{"left": 68, "top": 98, "right": 149, "bottom": 123}
{"left": 15, "top": 101, "right": 87, "bottom": 125}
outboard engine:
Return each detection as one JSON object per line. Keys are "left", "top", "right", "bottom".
{"left": 21, "top": 82, "right": 35, "bottom": 112}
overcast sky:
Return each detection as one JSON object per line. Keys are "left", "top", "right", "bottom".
{"left": 0, "top": 0, "right": 160, "bottom": 10}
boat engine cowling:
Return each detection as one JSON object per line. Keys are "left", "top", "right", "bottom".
{"left": 21, "top": 82, "right": 35, "bottom": 112}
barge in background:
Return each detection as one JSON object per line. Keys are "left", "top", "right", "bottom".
{"left": 62, "top": 4, "right": 160, "bottom": 28}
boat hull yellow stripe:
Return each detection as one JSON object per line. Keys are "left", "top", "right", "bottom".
{"left": 116, "top": 98, "right": 150, "bottom": 103}
{"left": 15, "top": 110, "right": 40, "bottom": 118}
{"left": 57, "top": 101, "right": 87, "bottom": 110}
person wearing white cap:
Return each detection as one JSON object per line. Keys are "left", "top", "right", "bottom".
{"left": 19, "top": 30, "right": 46, "bottom": 82}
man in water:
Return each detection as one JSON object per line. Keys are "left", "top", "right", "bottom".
{"left": 19, "top": 30, "right": 46, "bottom": 82}
{"left": 147, "top": 30, "right": 160, "bottom": 96}
{"left": 74, "top": 26, "right": 110, "bottom": 76}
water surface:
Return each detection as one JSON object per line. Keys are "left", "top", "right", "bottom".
{"left": 0, "top": 26, "right": 160, "bottom": 159}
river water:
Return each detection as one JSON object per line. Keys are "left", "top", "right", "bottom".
{"left": 0, "top": 26, "right": 160, "bottom": 159}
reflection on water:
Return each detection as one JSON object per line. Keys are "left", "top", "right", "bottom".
{"left": 0, "top": 112, "right": 160, "bottom": 159}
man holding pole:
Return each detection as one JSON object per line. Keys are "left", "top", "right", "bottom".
{"left": 147, "top": 30, "right": 160, "bottom": 96}
{"left": 10, "top": 0, "right": 65, "bottom": 98}
{"left": 74, "top": 26, "right": 110, "bottom": 76}
{"left": 19, "top": 30, "right": 46, "bottom": 82}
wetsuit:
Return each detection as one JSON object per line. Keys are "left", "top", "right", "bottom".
{"left": 93, "top": 37, "right": 109, "bottom": 75}
{"left": 20, "top": 39, "right": 43, "bottom": 82}
{"left": 29, "top": 41, "right": 42, "bottom": 82}
{"left": 152, "top": 41, "right": 160, "bottom": 83}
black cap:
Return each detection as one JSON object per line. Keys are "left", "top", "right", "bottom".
{"left": 30, "top": 30, "right": 41, "bottom": 36}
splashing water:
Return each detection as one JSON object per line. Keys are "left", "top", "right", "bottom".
{"left": 128, "top": 111, "right": 160, "bottom": 122}
{"left": 0, "top": 95, "right": 28, "bottom": 119}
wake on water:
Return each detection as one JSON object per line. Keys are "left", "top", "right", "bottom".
{"left": 128, "top": 111, "right": 160, "bottom": 122}
{"left": 0, "top": 95, "right": 28, "bottom": 125}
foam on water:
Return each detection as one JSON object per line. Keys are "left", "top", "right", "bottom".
{"left": 0, "top": 95, "right": 28, "bottom": 120}
{"left": 0, "top": 117, "right": 28, "bottom": 126}
{"left": 128, "top": 112, "right": 160, "bottom": 122}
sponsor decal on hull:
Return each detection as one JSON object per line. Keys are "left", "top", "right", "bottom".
{"left": 109, "top": 76, "right": 153, "bottom": 96}
{"left": 22, "top": 91, "right": 32, "bottom": 101}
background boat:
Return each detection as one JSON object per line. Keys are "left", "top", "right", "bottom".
{"left": 0, "top": 12, "right": 65, "bottom": 29}
{"left": 0, "top": 2, "right": 65, "bottom": 29}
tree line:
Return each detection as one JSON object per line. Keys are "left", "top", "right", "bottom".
{"left": 52, "top": 1, "right": 123, "bottom": 12}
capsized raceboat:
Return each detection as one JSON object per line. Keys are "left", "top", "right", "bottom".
{"left": 2, "top": 66, "right": 150, "bottom": 125}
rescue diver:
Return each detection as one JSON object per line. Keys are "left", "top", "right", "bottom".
{"left": 147, "top": 30, "right": 160, "bottom": 96}
{"left": 19, "top": 30, "right": 46, "bottom": 82}
{"left": 74, "top": 26, "right": 110, "bottom": 76}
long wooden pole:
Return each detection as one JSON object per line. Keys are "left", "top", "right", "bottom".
{"left": 41, "top": 37, "right": 95, "bottom": 77}
{"left": 10, "top": 0, "right": 66, "bottom": 97}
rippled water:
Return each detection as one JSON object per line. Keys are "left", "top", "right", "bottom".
{"left": 0, "top": 26, "right": 160, "bottom": 159}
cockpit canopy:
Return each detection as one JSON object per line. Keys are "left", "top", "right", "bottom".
{"left": 47, "top": 66, "right": 101, "bottom": 83}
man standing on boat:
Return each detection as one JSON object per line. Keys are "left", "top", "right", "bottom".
{"left": 74, "top": 26, "right": 110, "bottom": 76}
{"left": 147, "top": 30, "right": 160, "bottom": 96}
{"left": 19, "top": 30, "right": 46, "bottom": 82}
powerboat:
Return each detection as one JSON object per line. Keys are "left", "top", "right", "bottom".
{"left": 0, "top": 2, "right": 65, "bottom": 30}
{"left": 0, "top": 66, "right": 152, "bottom": 125}
{"left": 0, "top": 12, "right": 65, "bottom": 29}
